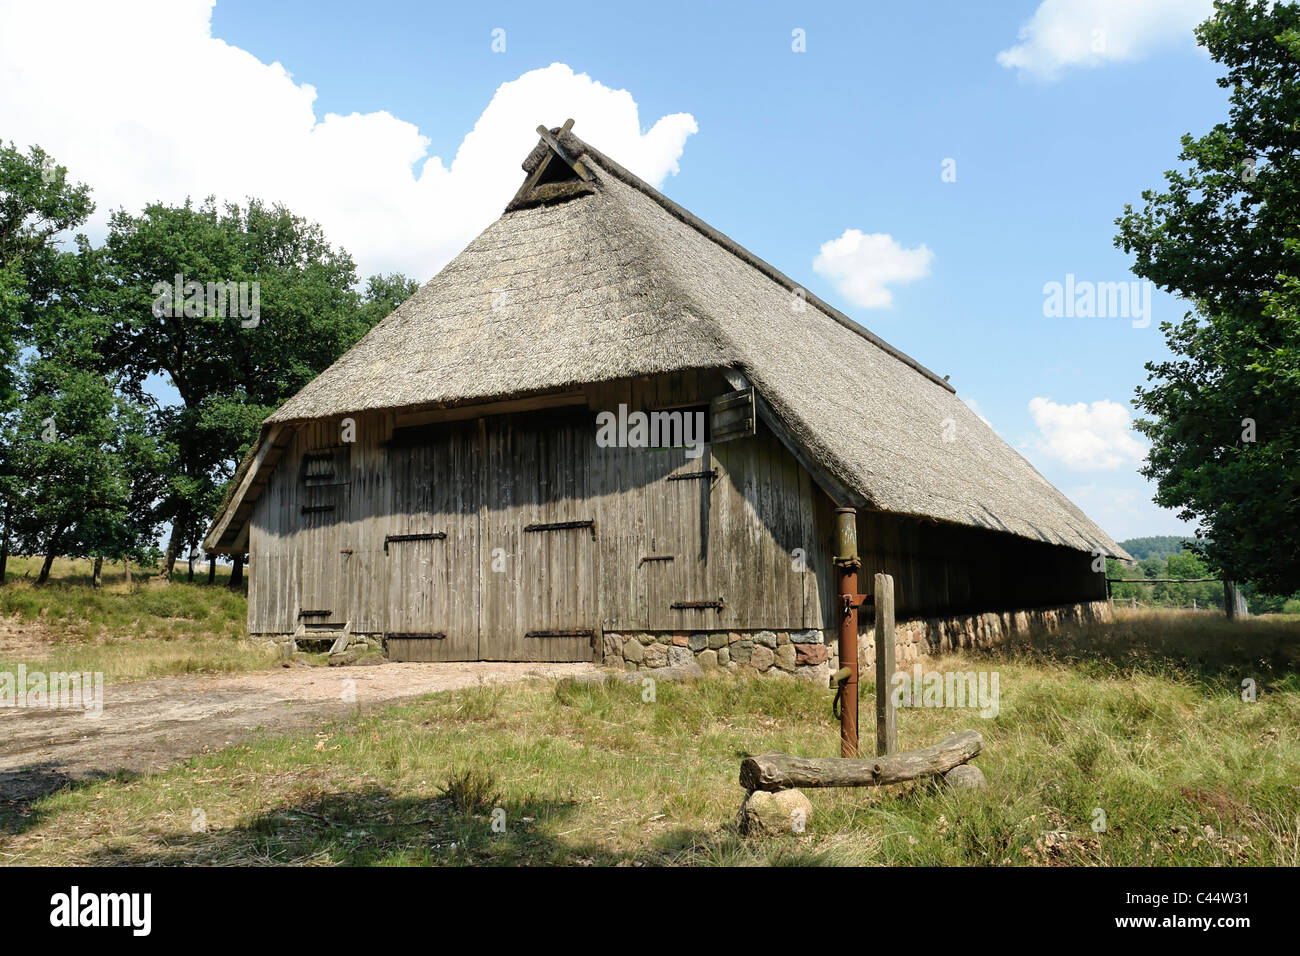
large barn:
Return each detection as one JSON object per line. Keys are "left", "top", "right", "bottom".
{"left": 204, "top": 122, "right": 1128, "bottom": 676}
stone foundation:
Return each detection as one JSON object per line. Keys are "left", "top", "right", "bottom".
{"left": 252, "top": 632, "right": 383, "bottom": 651}
{"left": 602, "top": 628, "right": 831, "bottom": 680}
{"left": 602, "top": 600, "right": 1112, "bottom": 680}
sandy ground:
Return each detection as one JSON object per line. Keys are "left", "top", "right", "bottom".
{"left": 0, "top": 660, "right": 598, "bottom": 803}
{"left": 0, "top": 617, "right": 58, "bottom": 662}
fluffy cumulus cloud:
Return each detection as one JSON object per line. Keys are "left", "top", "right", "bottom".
{"left": 812, "top": 229, "right": 933, "bottom": 309}
{"left": 1027, "top": 397, "right": 1147, "bottom": 470}
{"left": 0, "top": 0, "right": 698, "bottom": 280}
{"left": 996, "top": 0, "right": 1214, "bottom": 80}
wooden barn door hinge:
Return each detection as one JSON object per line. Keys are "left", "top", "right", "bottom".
{"left": 670, "top": 598, "right": 726, "bottom": 613}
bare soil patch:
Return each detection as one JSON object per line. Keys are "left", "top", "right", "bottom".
{"left": 0, "top": 660, "right": 598, "bottom": 803}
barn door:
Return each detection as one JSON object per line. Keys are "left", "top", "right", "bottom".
{"left": 480, "top": 410, "right": 597, "bottom": 661}
{"left": 298, "top": 530, "right": 349, "bottom": 627}
{"left": 297, "top": 444, "right": 350, "bottom": 628}
{"left": 383, "top": 420, "right": 481, "bottom": 661}
{"left": 646, "top": 449, "right": 718, "bottom": 630}
{"left": 384, "top": 533, "right": 478, "bottom": 660}
{"left": 517, "top": 520, "right": 597, "bottom": 661}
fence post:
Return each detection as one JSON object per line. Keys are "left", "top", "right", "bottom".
{"left": 874, "top": 572, "right": 898, "bottom": 756}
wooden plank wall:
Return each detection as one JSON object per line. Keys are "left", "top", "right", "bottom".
{"left": 481, "top": 409, "right": 597, "bottom": 661}
{"left": 384, "top": 420, "right": 481, "bottom": 660}
{"left": 853, "top": 509, "right": 1105, "bottom": 618}
{"left": 247, "top": 369, "right": 1105, "bottom": 655}
{"left": 584, "top": 370, "right": 820, "bottom": 634}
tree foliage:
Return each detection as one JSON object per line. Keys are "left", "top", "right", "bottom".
{"left": 1116, "top": 0, "right": 1300, "bottom": 594}
{"left": 0, "top": 145, "right": 415, "bottom": 580}
{"left": 96, "top": 197, "right": 412, "bottom": 566}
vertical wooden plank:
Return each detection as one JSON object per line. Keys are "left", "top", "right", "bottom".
{"left": 875, "top": 571, "right": 897, "bottom": 756}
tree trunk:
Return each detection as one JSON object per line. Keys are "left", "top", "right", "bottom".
{"left": 37, "top": 548, "right": 59, "bottom": 584}
{"left": 186, "top": 545, "right": 196, "bottom": 583}
{"left": 36, "top": 525, "right": 67, "bottom": 584}
{"left": 92, "top": 556, "right": 103, "bottom": 589}
{"left": 739, "top": 730, "right": 983, "bottom": 792}
{"left": 161, "top": 524, "right": 182, "bottom": 580}
{"left": 229, "top": 554, "right": 244, "bottom": 589}
{"left": 1224, "top": 581, "right": 1250, "bottom": 620}
{"left": 123, "top": 557, "right": 132, "bottom": 586}
{"left": 0, "top": 500, "right": 10, "bottom": 585}
{"left": 208, "top": 555, "right": 216, "bottom": 585}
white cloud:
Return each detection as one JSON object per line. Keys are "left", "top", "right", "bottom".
{"left": 1027, "top": 396, "right": 1147, "bottom": 470}
{"left": 0, "top": 0, "right": 698, "bottom": 281}
{"left": 812, "top": 229, "right": 933, "bottom": 309}
{"left": 996, "top": 0, "right": 1214, "bottom": 80}
{"left": 962, "top": 396, "right": 994, "bottom": 429}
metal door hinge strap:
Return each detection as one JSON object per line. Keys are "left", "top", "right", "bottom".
{"left": 301, "top": 504, "right": 335, "bottom": 514}
{"left": 299, "top": 609, "right": 332, "bottom": 618}
{"left": 638, "top": 555, "right": 675, "bottom": 565}
{"left": 523, "top": 520, "right": 596, "bottom": 538}
{"left": 667, "top": 469, "right": 719, "bottom": 482}
{"left": 671, "top": 599, "right": 725, "bottom": 612}
{"left": 384, "top": 532, "right": 447, "bottom": 553}
{"left": 385, "top": 632, "right": 447, "bottom": 640}
{"left": 526, "top": 629, "right": 595, "bottom": 638}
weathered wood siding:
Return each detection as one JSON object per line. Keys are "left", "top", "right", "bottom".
{"left": 852, "top": 510, "right": 1105, "bottom": 618}
{"left": 248, "top": 370, "right": 826, "bottom": 657}
{"left": 246, "top": 369, "right": 1103, "bottom": 660}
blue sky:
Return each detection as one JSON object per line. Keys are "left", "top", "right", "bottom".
{"left": 0, "top": 0, "right": 1229, "bottom": 541}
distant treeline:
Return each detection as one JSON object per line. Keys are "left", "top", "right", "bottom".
{"left": 1117, "top": 536, "right": 1194, "bottom": 562}
{"left": 1110, "top": 538, "right": 1300, "bottom": 614}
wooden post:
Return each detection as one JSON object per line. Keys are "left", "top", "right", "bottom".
{"left": 874, "top": 571, "right": 897, "bottom": 756}
{"left": 834, "top": 509, "right": 860, "bottom": 758}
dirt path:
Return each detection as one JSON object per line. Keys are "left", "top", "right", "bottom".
{"left": 0, "top": 661, "right": 598, "bottom": 803}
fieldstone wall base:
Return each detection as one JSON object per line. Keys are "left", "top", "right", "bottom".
{"left": 853, "top": 600, "right": 1113, "bottom": 671}
{"left": 601, "top": 601, "right": 1112, "bottom": 678}
{"left": 603, "top": 628, "right": 833, "bottom": 680}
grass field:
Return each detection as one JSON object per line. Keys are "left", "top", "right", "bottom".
{"left": 2, "top": 606, "right": 1296, "bottom": 866}
{"left": 0, "top": 556, "right": 275, "bottom": 682}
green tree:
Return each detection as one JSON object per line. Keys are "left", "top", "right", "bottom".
{"left": 0, "top": 142, "right": 94, "bottom": 398}
{"left": 98, "top": 198, "right": 412, "bottom": 573}
{"left": 0, "top": 143, "right": 94, "bottom": 582}
{"left": 9, "top": 360, "right": 167, "bottom": 583}
{"left": 1116, "top": 0, "right": 1300, "bottom": 595}
{"left": 11, "top": 238, "right": 168, "bottom": 583}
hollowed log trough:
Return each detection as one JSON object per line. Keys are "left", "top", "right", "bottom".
{"left": 740, "top": 729, "right": 983, "bottom": 792}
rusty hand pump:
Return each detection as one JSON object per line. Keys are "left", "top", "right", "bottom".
{"left": 834, "top": 507, "right": 868, "bottom": 757}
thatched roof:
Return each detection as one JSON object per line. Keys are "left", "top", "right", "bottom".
{"left": 206, "top": 124, "right": 1128, "bottom": 559}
